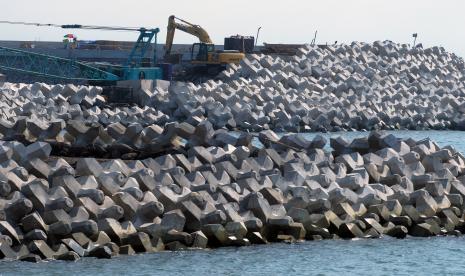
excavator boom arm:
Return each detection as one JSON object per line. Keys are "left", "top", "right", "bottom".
{"left": 164, "top": 15, "right": 213, "bottom": 57}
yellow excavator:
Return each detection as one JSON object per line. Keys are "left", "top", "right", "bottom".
{"left": 164, "top": 15, "right": 245, "bottom": 65}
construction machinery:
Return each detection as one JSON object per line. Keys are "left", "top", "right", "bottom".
{"left": 164, "top": 15, "right": 245, "bottom": 66}
{"left": 0, "top": 20, "right": 164, "bottom": 83}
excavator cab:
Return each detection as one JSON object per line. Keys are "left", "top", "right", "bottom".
{"left": 191, "top": 43, "right": 215, "bottom": 63}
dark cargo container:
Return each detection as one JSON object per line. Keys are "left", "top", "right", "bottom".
{"left": 224, "top": 36, "right": 255, "bottom": 53}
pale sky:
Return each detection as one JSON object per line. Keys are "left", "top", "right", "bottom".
{"left": 1, "top": 0, "right": 465, "bottom": 56}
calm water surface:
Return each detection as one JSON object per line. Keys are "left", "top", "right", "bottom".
{"left": 2, "top": 237, "right": 465, "bottom": 276}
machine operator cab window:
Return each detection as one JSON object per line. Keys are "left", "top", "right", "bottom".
{"left": 191, "top": 43, "right": 215, "bottom": 62}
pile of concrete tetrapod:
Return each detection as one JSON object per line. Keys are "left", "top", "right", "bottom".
{"left": 1, "top": 40, "right": 465, "bottom": 262}
{"left": 2, "top": 41, "right": 465, "bottom": 135}
{"left": 0, "top": 129, "right": 464, "bottom": 262}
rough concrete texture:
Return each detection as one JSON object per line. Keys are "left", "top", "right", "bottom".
{"left": 217, "top": 41, "right": 465, "bottom": 132}
{"left": 1, "top": 41, "right": 465, "bottom": 138}
{"left": 0, "top": 130, "right": 464, "bottom": 262}
{"left": 1, "top": 41, "right": 465, "bottom": 262}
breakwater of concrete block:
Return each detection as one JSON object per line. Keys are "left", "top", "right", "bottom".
{"left": 0, "top": 130, "right": 464, "bottom": 262}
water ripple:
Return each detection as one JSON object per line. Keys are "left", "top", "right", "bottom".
{"left": 3, "top": 237, "right": 465, "bottom": 275}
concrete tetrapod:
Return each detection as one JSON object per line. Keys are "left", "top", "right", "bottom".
{"left": 0, "top": 130, "right": 464, "bottom": 262}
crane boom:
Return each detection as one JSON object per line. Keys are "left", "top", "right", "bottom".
{"left": 0, "top": 46, "right": 119, "bottom": 81}
{"left": 164, "top": 15, "right": 213, "bottom": 57}
{"left": 0, "top": 20, "right": 159, "bottom": 68}
{"left": 0, "top": 20, "right": 148, "bottom": 32}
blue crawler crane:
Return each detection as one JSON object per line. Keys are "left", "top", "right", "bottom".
{"left": 0, "top": 20, "right": 164, "bottom": 84}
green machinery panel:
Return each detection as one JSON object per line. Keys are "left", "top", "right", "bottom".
{"left": 123, "top": 67, "right": 163, "bottom": 80}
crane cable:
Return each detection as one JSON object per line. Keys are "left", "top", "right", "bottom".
{"left": 0, "top": 20, "right": 153, "bottom": 32}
